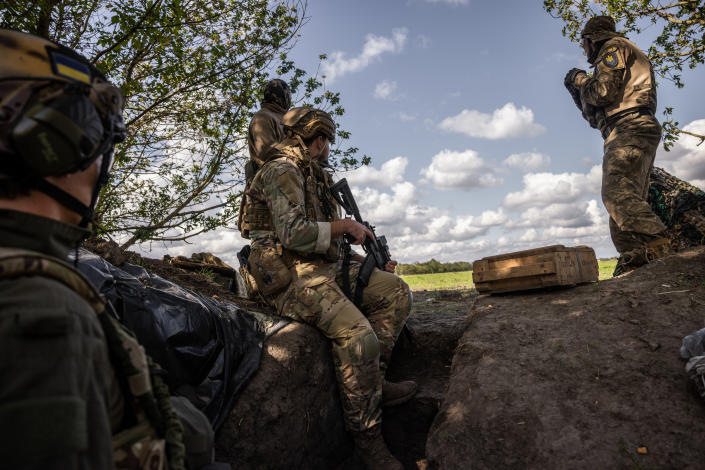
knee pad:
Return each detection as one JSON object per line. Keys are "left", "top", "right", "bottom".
{"left": 356, "top": 329, "right": 380, "bottom": 362}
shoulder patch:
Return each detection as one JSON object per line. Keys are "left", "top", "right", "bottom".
{"left": 600, "top": 46, "right": 621, "bottom": 69}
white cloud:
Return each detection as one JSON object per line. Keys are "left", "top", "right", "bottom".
{"left": 354, "top": 182, "right": 418, "bottom": 226}
{"left": 504, "top": 152, "right": 551, "bottom": 172}
{"left": 438, "top": 103, "right": 546, "bottom": 139}
{"left": 343, "top": 157, "right": 408, "bottom": 188}
{"left": 505, "top": 200, "right": 603, "bottom": 230}
{"left": 398, "top": 112, "right": 416, "bottom": 121}
{"left": 374, "top": 79, "right": 398, "bottom": 100}
{"left": 520, "top": 229, "right": 538, "bottom": 242}
{"left": 503, "top": 165, "right": 602, "bottom": 208}
{"left": 322, "top": 28, "right": 408, "bottom": 82}
{"left": 420, "top": 149, "right": 503, "bottom": 190}
{"left": 656, "top": 118, "right": 705, "bottom": 190}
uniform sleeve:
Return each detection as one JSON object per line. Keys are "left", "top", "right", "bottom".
{"left": 0, "top": 277, "right": 119, "bottom": 470}
{"left": 248, "top": 114, "right": 280, "bottom": 163}
{"left": 579, "top": 44, "right": 627, "bottom": 107}
{"left": 259, "top": 162, "right": 331, "bottom": 254}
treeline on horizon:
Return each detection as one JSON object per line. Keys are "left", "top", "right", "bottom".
{"left": 396, "top": 259, "right": 473, "bottom": 275}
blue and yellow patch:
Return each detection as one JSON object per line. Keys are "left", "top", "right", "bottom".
{"left": 600, "top": 47, "right": 621, "bottom": 69}
{"left": 50, "top": 51, "right": 91, "bottom": 84}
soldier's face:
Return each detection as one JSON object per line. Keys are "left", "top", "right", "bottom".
{"left": 311, "top": 135, "right": 330, "bottom": 162}
{"left": 581, "top": 37, "right": 595, "bottom": 60}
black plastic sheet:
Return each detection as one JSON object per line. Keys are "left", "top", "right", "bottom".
{"left": 72, "top": 249, "right": 287, "bottom": 431}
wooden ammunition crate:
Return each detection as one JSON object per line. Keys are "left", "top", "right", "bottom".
{"left": 472, "top": 245, "right": 598, "bottom": 294}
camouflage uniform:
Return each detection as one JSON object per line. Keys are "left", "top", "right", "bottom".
{"left": 568, "top": 18, "right": 666, "bottom": 254}
{"left": 245, "top": 138, "right": 412, "bottom": 432}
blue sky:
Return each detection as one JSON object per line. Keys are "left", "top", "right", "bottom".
{"left": 137, "top": 0, "right": 705, "bottom": 265}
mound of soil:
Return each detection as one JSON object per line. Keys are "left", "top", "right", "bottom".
{"left": 427, "top": 247, "right": 705, "bottom": 469}
{"left": 82, "top": 239, "right": 472, "bottom": 469}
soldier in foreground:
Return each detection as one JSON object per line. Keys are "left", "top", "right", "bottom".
{"left": 239, "top": 107, "right": 415, "bottom": 470}
{"left": 0, "top": 30, "right": 188, "bottom": 470}
{"left": 564, "top": 15, "right": 670, "bottom": 275}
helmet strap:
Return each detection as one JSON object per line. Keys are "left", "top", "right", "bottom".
{"left": 31, "top": 149, "right": 112, "bottom": 228}
{"left": 33, "top": 177, "right": 93, "bottom": 227}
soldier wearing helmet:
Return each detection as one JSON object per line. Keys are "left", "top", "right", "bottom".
{"left": 563, "top": 15, "right": 670, "bottom": 275}
{"left": 239, "top": 106, "right": 414, "bottom": 470}
{"left": 0, "top": 29, "right": 195, "bottom": 470}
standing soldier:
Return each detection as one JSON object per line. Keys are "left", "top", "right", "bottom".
{"left": 0, "top": 30, "right": 188, "bottom": 470}
{"left": 564, "top": 15, "right": 671, "bottom": 275}
{"left": 238, "top": 78, "right": 291, "bottom": 236}
{"left": 239, "top": 106, "right": 415, "bottom": 470}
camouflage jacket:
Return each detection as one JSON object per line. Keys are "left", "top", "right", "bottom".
{"left": 246, "top": 137, "right": 341, "bottom": 262}
{"left": 577, "top": 36, "right": 658, "bottom": 132}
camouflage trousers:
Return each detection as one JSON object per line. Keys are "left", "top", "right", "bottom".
{"left": 272, "top": 260, "right": 412, "bottom": 432}
{"left": 602, "top": 114, "right": 666, "bottom": 253}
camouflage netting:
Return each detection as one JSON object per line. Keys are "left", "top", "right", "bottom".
{"left": 649, "top": 167, "right": 705, "bottom": 250}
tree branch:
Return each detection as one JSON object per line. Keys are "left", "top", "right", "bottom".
{"left": 674, "top": 128, "right": 705, "bottom": 146}
{"left": 90, "top": 0, "right": 163, "bottom": 64}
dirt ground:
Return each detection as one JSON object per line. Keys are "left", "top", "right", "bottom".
{"left": 427, "top": 246, "right": 705, "bottom": 470}
{"left": 83, "top": 239, "right": 472, "bottom": 468}
{"left": 84, "top": 239, "right": 705, "bottom": 469}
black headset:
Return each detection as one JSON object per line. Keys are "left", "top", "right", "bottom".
{"left": 10, "top": 85, "right": 108, "bottom": 177}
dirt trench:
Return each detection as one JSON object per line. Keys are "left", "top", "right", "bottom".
{"left": 83, "top": 239, "right": 474, "bottom": 468}
{"left": 340, "top": 289, "right": 474, "bottom": 470}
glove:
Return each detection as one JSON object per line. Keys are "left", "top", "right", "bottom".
{"left": 564, "top": 68, "right": 587, "bottom": 90}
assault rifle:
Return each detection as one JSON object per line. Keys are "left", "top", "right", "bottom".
{"left": 331, "top": 178, "right": 392, "bottom": 306}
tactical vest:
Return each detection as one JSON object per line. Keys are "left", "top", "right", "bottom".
{"left": 238, "top": 139, "right": 341, "bottom": 297}
{"left": 242, "top": 138, "right": 341, "bottom": 255}
{"left": 595, "top": 36, "right": 657, "bottom": 119}
{"left": 0, "top": 247, "right": 185, "bottom": 470}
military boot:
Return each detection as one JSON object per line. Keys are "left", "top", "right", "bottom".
{"left": 353, "top": 424, "right": 403, "bottom": 470}
{"left": 382, "top": 380, "right": 417, "bottom": 407}
{"left": 613, "top": 247, "right": 648, "bottom": 277}
{"left": 645, "top": 237, "right": 672, "bottom": 261}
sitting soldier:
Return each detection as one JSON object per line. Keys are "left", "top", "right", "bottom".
{"left": 239, "top": 106, "right": 415, "bottom": 470}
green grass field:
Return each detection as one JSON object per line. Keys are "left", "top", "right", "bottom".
{"left": 400, "top": 258, "right": 618, "bottom": 291}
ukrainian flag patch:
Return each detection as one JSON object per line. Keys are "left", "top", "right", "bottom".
{"left": 50, "top": 51, "right": 91, "bottom": 84}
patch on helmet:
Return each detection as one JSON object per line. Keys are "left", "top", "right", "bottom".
{"left": 600, "top": 47, "right": 621, "bottom": 68}
{"left": 50, "top": 51, "right": 91, "bottom": 84}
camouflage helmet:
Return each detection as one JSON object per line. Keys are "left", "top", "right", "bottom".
{"left": 0, "top": 28, "right": 125, "bottom": 178}
{"left": 282, "top": 107, "right": 336, "bottom": 143}
{"left": 581, "top": 15, "right": 618, "bottom": 42}
{"left": 262, "top": 78, "right": 292, "bottom": 111}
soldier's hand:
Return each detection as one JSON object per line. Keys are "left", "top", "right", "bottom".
{"left": 332, "top": 219, "right": 375, "bottom": 244}
{"left": 384, "top": 260, "right": 398, "bottom": 273}
{"left": 564, "top": 68, "right": 587, "bottom": 89}
{"left": 346, "top": 220, "right": 375, "bottom": 245}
